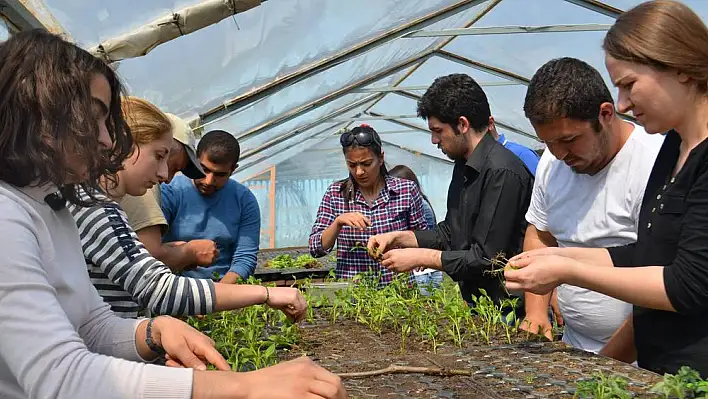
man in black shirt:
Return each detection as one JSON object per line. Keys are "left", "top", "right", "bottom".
{"left": 368, "top": 73, "right": 534, "bottom": 306}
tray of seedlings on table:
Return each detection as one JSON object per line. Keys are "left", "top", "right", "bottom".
{"left": 254, "top": 247, "right": 336, "bottom": 282}
{"left": 186, "top": 271, "right": 704, "bottom": 399}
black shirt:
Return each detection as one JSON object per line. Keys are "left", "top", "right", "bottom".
{"left": 415, "top": 133, "right": 533, "bottom": 304}
{"left": 608, "top": 130, "right": 708, "bottom": 376}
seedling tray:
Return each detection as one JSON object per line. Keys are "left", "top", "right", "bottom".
{"left": 254, "top": 246, "right": 336, "bottom": 282}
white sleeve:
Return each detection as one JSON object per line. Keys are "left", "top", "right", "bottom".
{"left": 525, "top": 151, "right": 552, "bottom": 232}
{"left": 0, "top": 202, "right": 193, "bottom": 399}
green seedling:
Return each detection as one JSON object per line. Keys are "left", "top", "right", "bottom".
{"left": 575, "top": 372, "right": 632, "bottom": 399}
{"left": 351, "top": 242, "right": 383, "bottom": 262}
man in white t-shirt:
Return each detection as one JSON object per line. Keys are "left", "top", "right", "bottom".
{"left": 519, "top": 57, "right": 664, "bottom": 353}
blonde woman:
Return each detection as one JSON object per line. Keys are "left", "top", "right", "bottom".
{"left": 72, "top": 96, "right": 309, "bottom": 321}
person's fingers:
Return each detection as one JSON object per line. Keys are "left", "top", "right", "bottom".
{"left": 308, "top": 380, "right": 341, "bottom": 399}
{"left": 192, "top": 341, "right": 231, "bottom": 371}
{"left": 505, "top": 281, "right": 523, "bottom": 292}
{"left": 362, "top": 216, "right": 372, "bottom": 226}
{"left": 165, "top": 359, "right": 185, "bottom": 368}
{"left": 508, "top": 256, "right": 533, "bottom": 269}
{"left": 503, "top": 268, "right": 523, "bottom": 282}
{"left": 169, "top": 341, "right": 208, "bottom": 371}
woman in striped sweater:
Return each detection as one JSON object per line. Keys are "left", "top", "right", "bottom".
{"left": 71, "top": 96, "right": 308, "bottom": 320}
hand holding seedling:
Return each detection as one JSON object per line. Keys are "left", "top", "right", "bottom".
{"left": 505, "top": 254, "right": 579, "bottom": 295}
{"left": 148, "top": 315, "right": 231, "bottom": 371}
{"left": 351, "top": 242, "right": 383, "bottom": 262}
{"left": 335, "top": 212, "right": 371, "bottom": 231}
{"left": 265, "top": 287, "right": 308, "bottom": 323}
{"left": 185, "top": 239, "right": 219, "bottom": 267}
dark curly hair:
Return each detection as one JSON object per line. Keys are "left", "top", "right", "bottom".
{"left": 0, "top": 29, "right": 132, "bottom": 206}
{"left": 198, "top": 129, "right": 241, "bottom": 167}
{"left": 417, "top": 73, "right": 491, "bottom": 133}
{"left": 524, "top": 57, "right": 614, "bottom": 131}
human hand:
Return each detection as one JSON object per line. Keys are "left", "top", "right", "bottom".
{"left": 266, "top": 287, "right": 308, "bottom": 323}
{"left": 335, "top": 212, "right": 371, "bottom": 230}
{"left": 220, "top": 271, "right": 241, "bottom": 284}
{"left": 508, "top": 246, "right": 566, "bottom": 263}
{"left": 504, "top": 255, "right": 577, "bottom": 295}
{"left": 366, "top": 232, "right": 398, "bottom": 255}
{"left": 238, "top": 356, "right": 347, "bottom": 399}
{"left": 519, "top": 314, "right": 553, "bottom": 341}
{"left": 150, "top": 316, "right": 230, "bottom": 371}
{"left": 550, "top": 289, "right": 564, "bottom": 326}
{"left": 381, "top": 248, "right": 435, "bottom": 273}
{"left": 186, "top": 239, "right": 219, "bottom": 266}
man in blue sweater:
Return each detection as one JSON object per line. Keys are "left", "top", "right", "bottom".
{"left": 161, "top": 130, "right": 261, "bottom": 283}
{"left": 489, "top": 128, "right": 541, "bottom": 176}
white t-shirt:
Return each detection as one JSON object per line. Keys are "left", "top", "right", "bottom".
{"left": 526, "top": 124, "right": 664, "bottom": 353}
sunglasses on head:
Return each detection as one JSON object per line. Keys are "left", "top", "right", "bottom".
{"left": 339, "top": 124, "right": 382, "bottom": 148}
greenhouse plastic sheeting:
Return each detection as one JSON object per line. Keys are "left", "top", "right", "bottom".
{"left": 30, "top": 0, "right": 708, "bottom": 247}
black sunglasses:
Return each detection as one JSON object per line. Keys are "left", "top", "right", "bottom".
{"left": 339, "top": 125, "right": 382, "bottom": 148}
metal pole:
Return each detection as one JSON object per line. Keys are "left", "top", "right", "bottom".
{"left": 562, "top": 0, "right": 623, "bottom": 18}
{"left": 199, "top": 0, "right": 490, "bottom": 124}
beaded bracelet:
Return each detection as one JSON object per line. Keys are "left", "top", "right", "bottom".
{"left": 146, "top": 318, "right": 166, "bottom": 356}
{"left": 263, "top": 286, "right": 270, "bottom": 304}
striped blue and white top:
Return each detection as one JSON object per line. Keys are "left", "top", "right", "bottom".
{"left": 69, "top": 191, "right": 216, "bottom": 318}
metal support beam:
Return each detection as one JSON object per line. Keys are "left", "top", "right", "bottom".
{"left": 237, "top": 122, "right": 347, "bottom": 173}
{"left": 367, "top": 111, "right": 431, "bottom": 134}
{"left": 354, "top": 80, "right": 518, "bottom": 93}
{"left": 231, "top": 50, "right": 435, "bottom": 143}
{"left": 240, "top": 93, "right": 383, "bottom": 161}
{"left": 382, "top": 90, "right": 541, "bottom": 142}
{"left": 563, "top": 0, "right": 623, "bottom": 19}
{"left": 333, "top": 114, "right": 419, "bottom": 123}
{"left": 200, "top": 0, "right": 490, "bottom": 124}
{"left": 436, "top": 49, "right": 530, "bottom": 85}
{"left": 403, "top": 23, "right": 611, "bottom": 38}
{"left": 0, "top": 0, "right": 66, "bottom": 34}
{"left": 357, "top": 0, "right": 503, "bottom": 123}
{"left": 380, "top": 139, "right": 453, "bottom": 164}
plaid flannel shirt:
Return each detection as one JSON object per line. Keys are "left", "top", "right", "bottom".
{"left": 309, "top": 175, "right": 429, "bottom": 285}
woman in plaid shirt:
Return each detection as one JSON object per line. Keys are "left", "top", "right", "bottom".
{"left": 309, "top": 124, "right": 429, "bottom": 285}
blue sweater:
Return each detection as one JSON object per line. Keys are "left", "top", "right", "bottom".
{"left": 160, "top": 175, "right": 261, "bottom": 280}
{"left": 498, "top": 133, "right": 540, "bottom": 176}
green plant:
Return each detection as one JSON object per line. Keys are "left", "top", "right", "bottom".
{"left": 651, "top": 366, "right": 708, "bottom": 399}
{"left": 575, "top": 372, "right": 632, "bottom": 399}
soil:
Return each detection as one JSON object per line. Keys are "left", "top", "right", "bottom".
{"left": 282, "top": 319, "right": 662, "bottom": 399}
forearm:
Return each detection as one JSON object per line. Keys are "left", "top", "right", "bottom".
{"left": 393, "top": 230, "right": 419, "bottom": 248}
{"left": 193, "top": 371, "right": 246, "bottom": 399}
{"left": 557, "top": 247, "right": 614, "bottom": 267}
{"left": 213, "top": 284, "right": 268, "bottom": 311}
{"left": 156, "top": 244, "right": 196, "bottom": 271}
{"left": 599, "top": 314, "right": 636, "bottom": 363}
{"left": 523, "top": 226, "right": 555, "bottom": 316}
{"left": 566, "top": 264, "right": 674, "bottom": 311}
{"left": 319, "top": 222, "right": 341, "bottom": 252}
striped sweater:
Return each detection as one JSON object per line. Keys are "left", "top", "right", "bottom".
{"left": 70, "top": 192, "right": 216, "bottom": 318}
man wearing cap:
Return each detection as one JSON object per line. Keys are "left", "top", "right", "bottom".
{"left": 160, "top": 130, "right": 261, "bottom": 284}
{"left": 119, "top": 113, "right": 220, "bottom": 271}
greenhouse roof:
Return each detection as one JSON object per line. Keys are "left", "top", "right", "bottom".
{"left": 5, "top": 0, "right": 708, "bottom": 181}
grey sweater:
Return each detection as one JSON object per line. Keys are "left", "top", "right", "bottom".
{"left": 0, "top": 182, "right": 193, "bottom": 399}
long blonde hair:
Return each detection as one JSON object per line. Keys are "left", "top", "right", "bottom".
{"left": 121, "top": 96, "right": 171, "bottom": 146}
{"left": 603, "top": 0, "right": 708, "bottom": 93}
